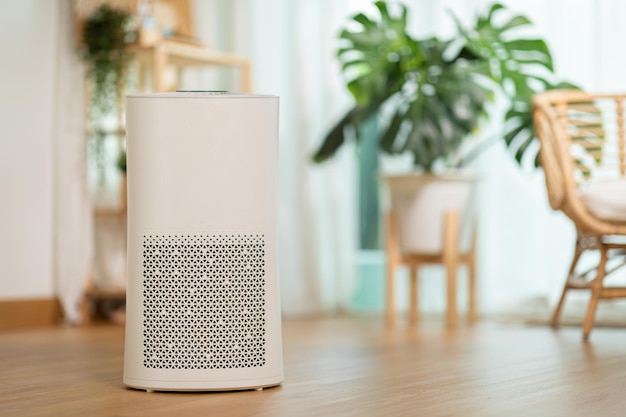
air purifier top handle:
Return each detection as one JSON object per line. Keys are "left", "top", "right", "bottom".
{"left": 126, "top": 92, "right": 278, "bottom": 99}
{"left": 176, "top": 90, "right": 228, "bottom": 94}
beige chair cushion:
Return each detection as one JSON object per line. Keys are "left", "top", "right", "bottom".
{"left": 579, "top": 179, "right": 626, "bottom": 222}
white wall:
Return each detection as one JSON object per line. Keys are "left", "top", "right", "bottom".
{"left": 0, "top": 2, "right": 57, "bottom": 299}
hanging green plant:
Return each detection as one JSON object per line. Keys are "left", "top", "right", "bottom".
{"left": 80, "top": 4, "right": 132, "bottom": 114}
{"left": 79, "top": 4, "right": 133, "bottom": 182}
{"left": 117, "top": 148, "right": 127, "bottom": 173}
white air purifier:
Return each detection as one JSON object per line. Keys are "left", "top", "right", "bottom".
{"left": 123, "top": 92, "right": 283, "bottom": 391}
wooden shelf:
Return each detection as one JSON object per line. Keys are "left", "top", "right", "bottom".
{"left": 128, "top": 39, "right": 251, "bottom": 92}
{"left": 86, "top": 287, "right": 126, "bottom": 300}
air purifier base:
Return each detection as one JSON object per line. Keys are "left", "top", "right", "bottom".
{"left": 123, "top": 375, "right": 283, "bottom": 392}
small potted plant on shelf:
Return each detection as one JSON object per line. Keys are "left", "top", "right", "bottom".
{"left": 313, "top": 1, "right": 575, "bottom": 253}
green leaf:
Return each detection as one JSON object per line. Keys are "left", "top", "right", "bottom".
{"left": 504, "top": 39, "right": 553, "bottom": 71}
{"left": 513, "top": 130, "right": 535, "bottom": 164}
{"left": 341, "top": 58, "right": 369, "bottom": 71}
{"left": 380, "top": 108, "right": 406, "bottom": 153}
{"left": 313, "top": 109, "right": 354, "bottom": 163}
{"left": 375, "top": 1, "right": 391, "bottom": 21}
{"left": 504, "top": 124, "right": 526, "bottom": 146}
{"left": 486, "top": 3, "right": 506, "bottom": 23}
{"left": 504, "top": 38, "right": 550, "bottom": 53}
{"left": 353, "top": 13, "right": 375, "bottom": 29}
{"left": 499, "top": 15, "right": 531, "bottom": 32}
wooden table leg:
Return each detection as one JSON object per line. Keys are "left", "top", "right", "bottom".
{"left": 443, "top": 211, "right": 460, "bottom": 328}
{"left": 409, "top": 263, "right": 419, "bottom": 325}
{"left": 386, "top": 212, "right": 398, "bottom": 327}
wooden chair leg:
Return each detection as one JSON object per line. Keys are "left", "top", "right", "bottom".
{"left": 386, "top": 212, "right": 399, "bottom": 327}
{"left": 80, "top": 297, "right": 92, "bottom": 326}
{"left": 468, "top": 232, "right": 477, "bottom": 323}
{"left": 582, "top": 245, "right": 608, "bottom": 340}
{"left": 409, "top": 264, "right": 419, "bottom": 325}
{"left": 443, "top": 211, "right": 460, "bottom": 328}
{"left": 386, "top": 259, "right": 397, "bottom": 327}
{"left": 467, "top": 254, "right": 478, "bottom": 323}
{"left": 80, "top": 272, "right": 96, "bottom": 326}
{"left": 551, "top": 242, "right": 584, "bottom": 328}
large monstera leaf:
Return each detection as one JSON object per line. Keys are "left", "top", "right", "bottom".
{"left": 455, "top": 3, "right": 574, "bottom": 166}
{"left": 338, "top": 1, "right": 418, "bottom": 104}
{"left": 314, "top": 2, "right": 489, "bottom": 170}
{"left": 380, "top": 38, "right": 489, "bottom": 169}
{"left": 313, "top": 1, "right": 417, "bottom": 163}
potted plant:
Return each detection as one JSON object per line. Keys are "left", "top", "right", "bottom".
{"left": 79, "top": 3, "right": 133, "bottom": 186}
{"left": 79, "top": 3, "right": 134, "bottom": 212}
{"left": 313, "top": 1, "right": 573, "bottom": 253}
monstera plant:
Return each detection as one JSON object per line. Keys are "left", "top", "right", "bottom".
{"left": 313, "top": 1, "right": 575, "bottom": 170}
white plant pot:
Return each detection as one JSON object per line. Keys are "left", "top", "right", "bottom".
{"left": 384, "top": 171, "right": 477, "bottom": 254}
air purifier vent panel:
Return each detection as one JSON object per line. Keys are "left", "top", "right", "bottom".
{"left": 142, "top": 234, "right": 266, "bottom": 370}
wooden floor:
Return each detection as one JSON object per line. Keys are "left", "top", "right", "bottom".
{"left": 1, "top": 317, "right": 626, "bottom": 417}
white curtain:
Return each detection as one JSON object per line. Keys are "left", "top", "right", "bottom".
{"left": 53, "top": 0, "right": 94, "bottom": 323}
{"left": 225, "top": 0, "right": 366, "bottom": 315}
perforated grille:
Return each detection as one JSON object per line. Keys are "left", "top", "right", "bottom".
{"left": 142, "top": 234, "right": 266, "bottom": 369}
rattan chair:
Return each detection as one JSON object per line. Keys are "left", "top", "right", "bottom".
{"left": 533, "top": 90, "right": 626, "bottom": 339}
